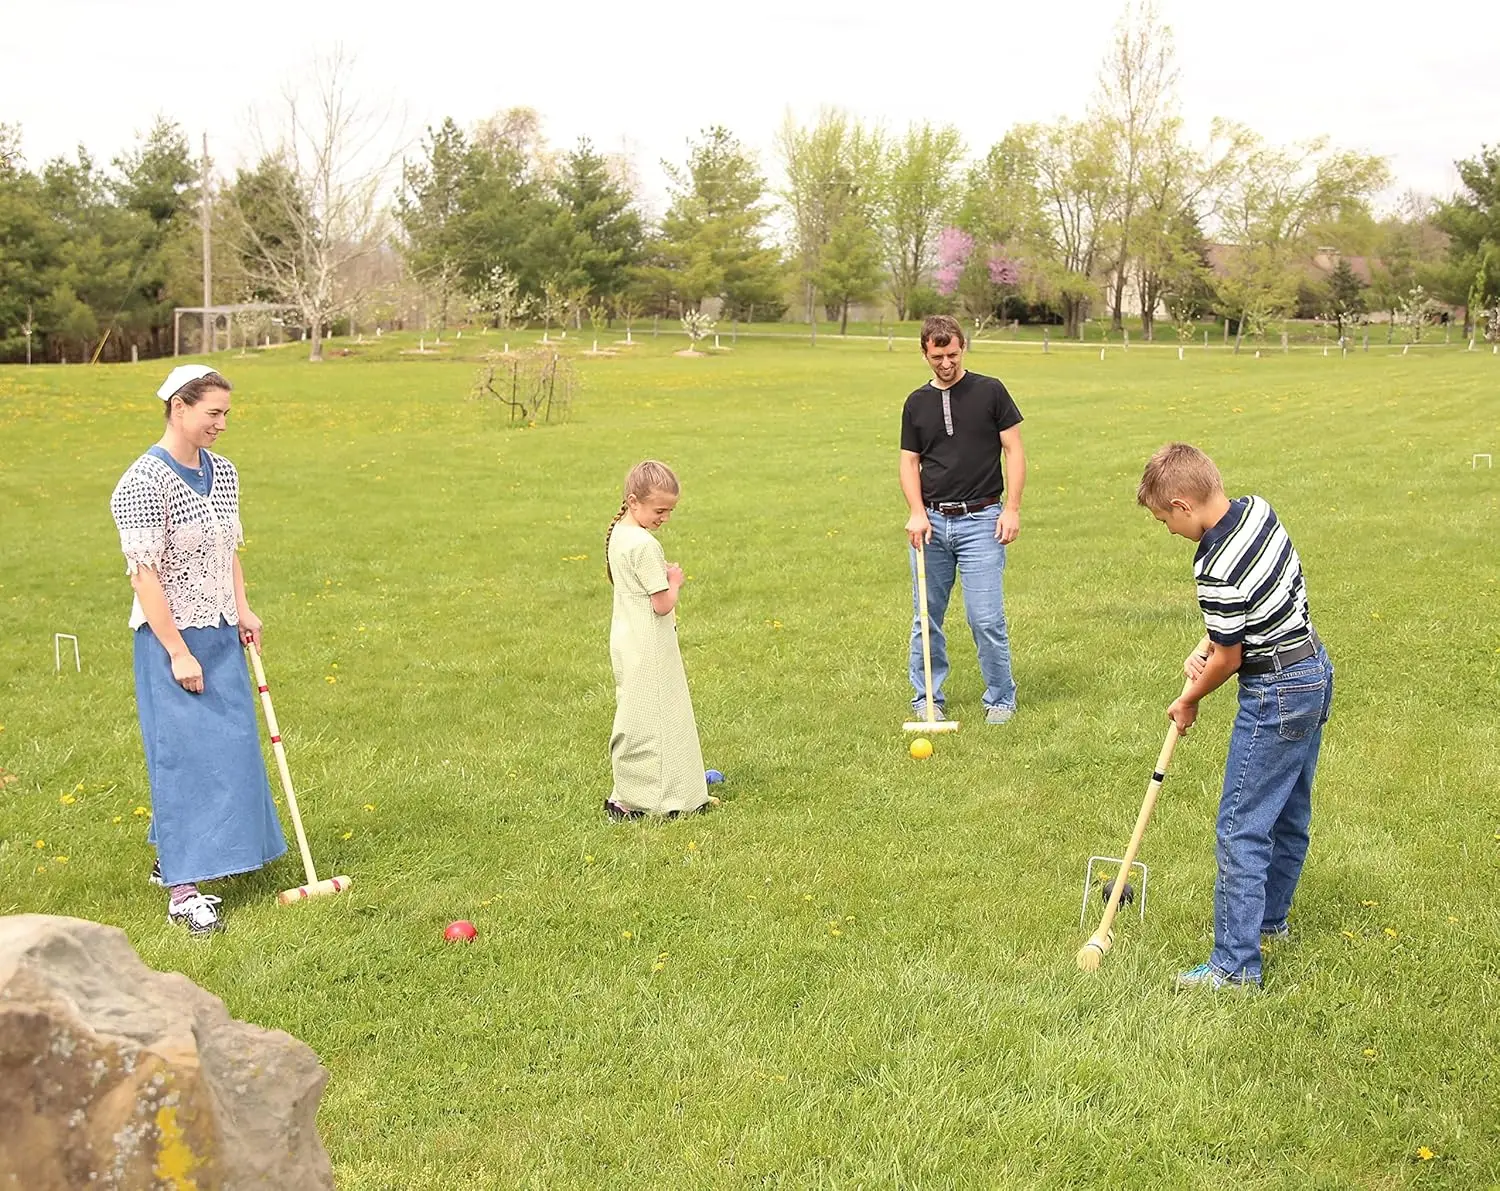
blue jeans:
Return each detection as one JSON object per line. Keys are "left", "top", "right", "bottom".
{"left": 1210, "top": 646, "right": 1334, "bottom": 981}
{"left": 908, "top": 506, "right": 1017, "bottom": 710}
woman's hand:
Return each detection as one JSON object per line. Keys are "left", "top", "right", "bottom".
{"left": 238, "top": 608, "right": 263, "bottom": 651}
{"left": 171, "top": 651, "right": 204, "bottom": 694}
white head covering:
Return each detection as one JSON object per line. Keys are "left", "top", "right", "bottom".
{"left": 156, "top": 363, "right": 219, "bottom": 401}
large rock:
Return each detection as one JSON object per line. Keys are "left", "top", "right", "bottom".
{"left": 0, "top": 914, "right": 333, "bottom": 1190}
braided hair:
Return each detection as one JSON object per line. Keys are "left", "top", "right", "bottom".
{"left": 605, "top": 459, "right": 681, "bottom": 584}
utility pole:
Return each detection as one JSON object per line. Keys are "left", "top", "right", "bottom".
{"left": 201, "top": 133, "right": 213, "bottom": 353}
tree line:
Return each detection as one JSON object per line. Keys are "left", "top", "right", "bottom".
{"left": 2, "top": 4, "right": 1498, "bottom": 364}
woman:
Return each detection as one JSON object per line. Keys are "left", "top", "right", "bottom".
{"left": 110, "top": 364, "right": 286, "bottom": 934}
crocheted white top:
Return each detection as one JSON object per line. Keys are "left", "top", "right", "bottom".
{"left": 110, "top": 450, "right": 244, "bottom": 630}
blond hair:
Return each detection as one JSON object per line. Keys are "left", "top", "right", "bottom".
{"left": 1137, "top": 443, "right": 1224, "bottom": 509}
{"left": 605, "top": 460, "right": 681, "bottom": 584}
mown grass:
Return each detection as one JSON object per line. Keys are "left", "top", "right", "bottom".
{"left": 1, "top": 334, "right": 1497, "bottom": 1188}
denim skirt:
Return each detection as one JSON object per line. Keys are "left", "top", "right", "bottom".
{"left": 133, "top": 620, "right": 286, "bottom": 885}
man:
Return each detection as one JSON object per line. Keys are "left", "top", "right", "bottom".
{"left": 899, "top": 315, "right": 1027, "bottom": 724}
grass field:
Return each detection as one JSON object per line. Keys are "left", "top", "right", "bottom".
{"left": 2, "top": 335, "right": 1498, "bottom": 1188}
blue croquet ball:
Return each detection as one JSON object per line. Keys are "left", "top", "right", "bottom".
{"left": 705, "top": 769, "right": 725, "bottom": 785}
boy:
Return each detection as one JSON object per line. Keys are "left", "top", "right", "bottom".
{"left": 1137, "top": 443, "right": 1334, "bottom": 990}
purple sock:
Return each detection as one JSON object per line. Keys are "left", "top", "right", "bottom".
{"left": 169, "top": 883, "right": 199, "bottom": 904}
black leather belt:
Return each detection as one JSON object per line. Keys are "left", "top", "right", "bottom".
{"left": 1239, "top": 628, "right": 1323, "bottom": 676}
{"left": 927, "top": 496, "right": 1000, "bottom": 516}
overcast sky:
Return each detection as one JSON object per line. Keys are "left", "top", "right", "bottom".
{"left": 4, "top": 0, "right": 1494, "bottom": 216}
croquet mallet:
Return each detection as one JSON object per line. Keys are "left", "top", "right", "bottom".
{"left": 247, "top": 645, "right": 352, "bottom": 905}
{"left": 1076, "top": 679, "right": 1193, "bottom": 971}
{"left": 902, "top": 542, "right": 960, "bottom": 733}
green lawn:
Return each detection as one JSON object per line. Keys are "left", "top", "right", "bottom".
{"left": 2, "top": 336, "right": 1497, "bottom": 1189}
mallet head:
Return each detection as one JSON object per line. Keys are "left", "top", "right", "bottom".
{"left": 278, "top": 875, "right": 352, "bottom": 905}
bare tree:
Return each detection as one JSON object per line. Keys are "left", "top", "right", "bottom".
{"left": 233, "top": 50, "right": 404, "bottom": 362}
{"left": 1094, "top": 0, "right": 1178, "bottom": 330}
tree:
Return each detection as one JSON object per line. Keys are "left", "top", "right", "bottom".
{"left": 398, "top": 118, "right": 480, "bottom": 331}
{"left": 1214, "top": 135, "right": 1388, "bottom": 350}
{"left": 1016, "top": 117, "right": 1116, "bottom": 339}
{"left": 1094, "top": 0, "right": 1178, "bottom": 330}
{"left": 0, "top": 129, "right": 59, "bottom": 361}
{"left": 548, "top": 139, "right": 644, "bottom": 304}
{"left": 777, "top": 109, "right": 884, "bottom": 325}
{"left": 649, "top": 127, "right": 783, "bottom": 316}
{"left": 1434, "top": 145, "right": 1500, "bottom": 335}
{"left": 879, "top": 123, "right": 964, "bottom": 320}
{"left": 1324, "top": 257, "right": 1366, "bottom": 339}
{"left": 813, "top": 209, "right": 885, "bottom": 333}
{"left": 110, "top": 118, "right": 200, "bottom": 356}
{"left": 230, "top": 51, "right": 402, "bottom": 361}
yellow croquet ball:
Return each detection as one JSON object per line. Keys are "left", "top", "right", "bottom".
{"left": 909, "top": 737, "right": 934, "bottom": 760}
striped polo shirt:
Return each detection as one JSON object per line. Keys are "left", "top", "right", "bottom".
{"left": 1194, "top": 495, "right": 1311, "bottom": 658}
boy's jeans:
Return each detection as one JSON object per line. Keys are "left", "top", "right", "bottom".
{"left": 908, "top": 505, "right": 1017, "bottom": 711}
{"left": 1210, "top": 646, "right": 1334, "bottom": 982}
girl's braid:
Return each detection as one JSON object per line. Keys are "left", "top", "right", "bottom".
{"left": 604, "top": 500, "right": 628, "bottom": 584}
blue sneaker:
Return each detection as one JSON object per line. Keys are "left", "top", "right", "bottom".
{"left": 1174, "top": 962, "right": 1261, "bottom": 992}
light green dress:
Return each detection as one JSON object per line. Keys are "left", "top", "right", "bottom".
{"left": 608, "top": 521, "right": 709, "bottom": 815}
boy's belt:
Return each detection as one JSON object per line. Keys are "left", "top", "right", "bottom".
{"left": 927, "top": 496, "right": 999, "bottom": 516}
{"left": 1239, "top": 628, "right": 1323, "bottom": 676}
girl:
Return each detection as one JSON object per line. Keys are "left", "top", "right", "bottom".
{"left": 110, "top": 364, "right": 286, "bottom": 934}
{"left": 604, "top": 460, "right": 716, "bottom": 819}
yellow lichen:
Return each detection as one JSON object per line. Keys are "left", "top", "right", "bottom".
{"left": 152, "top": 1104, "right": 201, "bottom": 1189}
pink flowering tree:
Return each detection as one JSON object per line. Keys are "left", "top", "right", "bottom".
{"left": 935, "top": 227, "right": 975, "bottom": 298}
{"left": 934, "top": 226, "right": 1023, "bottom": 331}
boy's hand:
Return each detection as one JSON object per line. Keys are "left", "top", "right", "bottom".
{"left": 1184, "top": 647, "right": 1210, "bottom": 680}
{"left": 1167, "top": 697, "right": 1198, "bottom": 735}
{"left": 665, "top": 564, "right": 684, "bottom": 589}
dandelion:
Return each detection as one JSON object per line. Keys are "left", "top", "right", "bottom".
{"left": 340, "top": 831, "right": 353, "bottom": 840}
{"left": 584, "top": 854, "right": 595, "bottom": 865}
{"left": 687, "top": 841, "right": 698, "bottom": 853}
{"left": 1341, "top": 930, "right": 1357, "bottom": 940}
{"left": 60, "top": 794, "right": 76, "bottom": 805}
{"left": 74, "top": 782, "right": 84, "bottom": 791}
{"left": 133, "top": 806, "right": 149, "bottom": 817}
{"left": 35, "top": 865, "right": 46, "bottom": 874}
{"left": 652, "top": 961, "right": 666, "bottom": 973}
{"left": 1416, "top": 1147, "right": 1435, "bottom": 1161}
{"left": 54, "top": 856, "right": 68, "bottom": 864}
{"left": 802, "top": 893, "right": 813, "bottom": 903}
{"left": 34, "top": 839, "right": 45, "bottom": 849}
{"left": 845, "top": 916, "right": 855, "bottom": 923}
{"left": 621, "top": 930, "right": 633, "bottom": 940}
{"left": 1383, "top": 928, "right": 1398, "bottom": 938}
{"left": 331, "top": 663, "right": 339, "bottom": 670}
{"left": 325, "top": 676, "right": 337, "bottom": 684}
{"left": 1361, "top": 900, "right": 1379, "bottom": 907}
{"left": 1446, "top": 915, "right": 1459, "bottom": 923}
{"left": 111, "top": 816, "right": 122, "bottom": 825}
{"left": 1362, "top": 1047, "right": 1376, "bottom": 1058}
{"left": 363, "top": 804, "right": 375, "bottom": 812}
{"left": 358, "top": 626, "right": 367, "bottom": 633}
{"left": 830, "top": 928, "right": 843, "bottom": 937}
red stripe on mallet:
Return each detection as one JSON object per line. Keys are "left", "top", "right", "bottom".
{"left": 258, "top": 685, "right": 269, "bottom": 693}
{"left": 270, "top": 734, "right": 281, "bottom": 744}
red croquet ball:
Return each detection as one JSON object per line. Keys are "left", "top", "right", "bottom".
{"left": 444, "top": 920, "right": 477, "bottom": 943}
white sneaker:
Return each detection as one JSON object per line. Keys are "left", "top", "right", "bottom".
{"left": 167, "top": 893, "right": 223, "bottom": 936}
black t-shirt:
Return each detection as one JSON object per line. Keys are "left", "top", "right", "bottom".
{"left": 900, "top": 370, "right": 1023, "bottom": 504}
